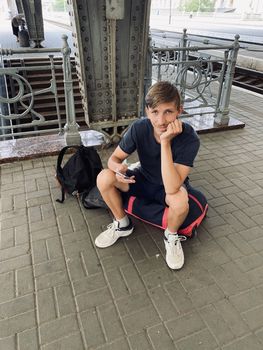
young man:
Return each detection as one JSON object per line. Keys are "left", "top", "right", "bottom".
{"left": 95, "top": 81, "right": 200, "bottom": 269}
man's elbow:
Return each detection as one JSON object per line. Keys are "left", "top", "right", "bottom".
{"left": 165, "top": 187, "right": 181, "bottom": 196}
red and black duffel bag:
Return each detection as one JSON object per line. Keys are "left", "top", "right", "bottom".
{"left": 122, "top": 185, "right": 208, "bottom": 239}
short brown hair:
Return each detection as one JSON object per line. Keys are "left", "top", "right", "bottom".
{"left": 145, "top": 81, "right": 181, "bottom": 109}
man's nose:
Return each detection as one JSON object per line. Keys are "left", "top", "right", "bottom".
{"left": 157, "top": 113, "right": 166, "bottom": 124}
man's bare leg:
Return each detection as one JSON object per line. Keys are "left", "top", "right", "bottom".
{"left": 95, "top": 169, "right": 133, "bottom": 248}
{"left": 96, "top": 168, "right": 129, "bottom": 220}
{"left": 165, "top": 186, "right": 189, "bottom": 232}
{"left": 164, "top": 186, "right": 189, "bottom": 270}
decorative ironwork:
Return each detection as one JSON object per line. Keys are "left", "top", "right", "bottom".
{"left": 0, "top": 22, "right": 239, "bottom": 143}
{"left": 151, "top": 30, "right": 240, "bottom": 125}
{"left": 0, "top": 57, "right": 61, "bottom": 139}
{"left": 0, "top": 36, "right": 81, "bottom": 144}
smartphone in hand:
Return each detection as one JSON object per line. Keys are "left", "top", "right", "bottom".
{"left": 115, "top": 171, "right": 130, "bottom": 180}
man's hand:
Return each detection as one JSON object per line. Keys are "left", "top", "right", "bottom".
{"left": 114, "top": 165, "right": 135, "bottom": 184}
{"left": 160, "top": 119, "right": 183, "bottom": 143}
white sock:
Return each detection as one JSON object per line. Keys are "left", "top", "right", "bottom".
{"left": 116, "top": 215, "right": 129, "bottom": 228}
{"left": 165, "top": 228, "right": 178, "bottom": 242}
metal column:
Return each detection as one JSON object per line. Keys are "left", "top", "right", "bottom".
{"left": 21, "top": 0, "right": 45, "bottom": 48}
{"left": 68, "top": 0, "right": 151, "bottom": 143}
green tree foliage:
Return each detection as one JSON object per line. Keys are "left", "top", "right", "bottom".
{"left": 52, "top": 0, "right": 65, "bottom": 12}
{"left": 180, "top": 0, "right": 215, "bottom": 12}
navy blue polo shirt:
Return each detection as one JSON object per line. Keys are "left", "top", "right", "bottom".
{"left": 119, "top": 118, "right": 200, "bottom": 185}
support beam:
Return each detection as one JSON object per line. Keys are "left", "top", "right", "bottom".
{"left": 68, "top": 0, "right": 151, "bottom": 143}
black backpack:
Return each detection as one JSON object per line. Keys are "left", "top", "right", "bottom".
{"left": 55, "top": 145, "right": 103, "bottom": 203}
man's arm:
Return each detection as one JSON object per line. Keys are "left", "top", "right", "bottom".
{"left": 108, "top": 146, "right": 130, "bottom": 174}
{"left": 160, "top": 120, "right": 191, "bottom": 194}
{"left": 161, "top": 141, "right": 190, "bottom": 194}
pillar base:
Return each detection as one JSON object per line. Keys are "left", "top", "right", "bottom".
{"left": 214, "top": 113, "right": 230, "bottom": 126}
{"left": 64, "top": 131, "right": 82, "bottom": 146}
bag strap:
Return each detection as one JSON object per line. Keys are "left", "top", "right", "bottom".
{"left": 56, "top": 145, "right": 81, "bottom": 204}
{"left": 56, "top": 145, "right": 81, "bottom": 173}
{"left": 56, "top": 190, "right": 65, "bottom": 204}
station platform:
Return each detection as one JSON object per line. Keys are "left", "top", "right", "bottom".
{"left": 1, "top": 85, "right": 263, "bottom": 349}
{"left": 1, "top": 12, "right": 263, "bottom": 350}
{"left": 0, "top": 17, "right": 73, "bottom": 53}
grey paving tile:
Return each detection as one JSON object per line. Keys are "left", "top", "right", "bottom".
{"left": 213, "top": 299, "right": 248, "bottom": 338}
{"left": 37, "top": 288, "right": 57, "bottom": 324}
{"left": 0, "top": 271, "right": 15, "bottom": 302}
{"left": 175, "top": 328, "right": 218, "bottom": 350}
{"left": 1, "top": 87, "right": 263, "bottom": 350}
{"left": 199, "top": 304, "right": 236, "bottom": 345}
{"left": 80, "top": 308, "right": 106, "bottom": 348}
{"left": 165, "top": 311, "right": 206, "bottom": 342}
{"left": 128, "top": 331, "right": 153, "bottom": 350}
{"left": 148, "top": 286, "right": 179, "bottom": 321}
{"left": 97, "top": 301, "right": 124, "bottom": 342}
{"left": 147, "top": 323, "right": 176, "bottom": 349}
{"left": 42, "top": 332, "right": 84, "bottom": 350}
{"left": 241, "top": 305, "right": 263, "bottom": 332}
{"left": 0, "top": 336, "right": 16, "bottom": 350}
{"left": 222, "top": 334, "right": 263, "bottom": 350}
{"left": 0, "top": 310, "right": 36, "bottom": 338}
{"left": 122, "top": 305, "right": 161, "bottom": 335}
{"left": 39, "top": 314, "right": 79, "bottom": 345}
{"left": 76, "top": 288, "right": 112, "bottom": 311}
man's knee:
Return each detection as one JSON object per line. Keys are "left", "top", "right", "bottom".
{"left": 166, "top": 189, "right": 189, "bottom": 216}
{"left": 96, "top": 169, "right": 115, "bottom": 191}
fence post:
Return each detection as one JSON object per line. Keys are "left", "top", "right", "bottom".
{"left": 214, "top": 34, "right": 240, "bottom": 125}
{"left": 61, "top": 34, "right": 81, "bottom": 145}
{"left": 177, "top": 28, "right": 188, "bottom": 101}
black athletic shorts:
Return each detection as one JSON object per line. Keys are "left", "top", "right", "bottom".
{"left": 124, "top": 168, "right": 166, "bottom": 205}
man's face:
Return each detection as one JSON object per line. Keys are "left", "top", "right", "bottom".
{"left": 146, "top": 101, "right": 182, "bottom": 137}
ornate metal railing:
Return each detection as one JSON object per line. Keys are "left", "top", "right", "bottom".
{"left": 150, "top": 29, "right": 240, "bottom": 125}
{"left": 0, "top": 29, "right": 239, "bottom": 143}
{"left": 0, "top": 47, "right": 11, "bottom": 132}
{"left": 0, "top": 35, "right": 81, "bottom": 145}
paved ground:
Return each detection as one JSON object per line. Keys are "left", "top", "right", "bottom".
{"left": 1, "top": 86, "right": 263, "bottom": 350}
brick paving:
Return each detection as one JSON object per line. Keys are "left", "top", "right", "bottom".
{"left": 1, "top": 87, "right": 263, "bottom": 349}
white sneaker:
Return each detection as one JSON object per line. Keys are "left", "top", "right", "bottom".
{"left": 95, "top": 218, "right": 134, "bottom": 248}
{"left": 164, "top": 234, "right": 184, "bottom": 270}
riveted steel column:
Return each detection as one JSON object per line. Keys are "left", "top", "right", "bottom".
{"left": 61, "top": 34, "right": 81, "bottom": 146}
{"left": 68, "top": 0, "right": 151, "bottom": 143}
{"left": 108, "top": 19, "right": 117, "bottom": 124}
{"left": 106, "top": 0, "right": 125, "bottom": 133}
{"left": 214, "top": 34, "right": 240, "bottom": 125}
{"left": 143, "top": 34, "right": 153, "bottom": 113}
{"left": 21, "top": 0, "right": 45, "bottom": 47}
{"left": 15, "top": 0, "right": 24, "bottom": 14}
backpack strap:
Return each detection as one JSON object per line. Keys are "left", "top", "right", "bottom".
{"left": 56, "top": 145, "right": 81, "bottom": 203}
{"left": 56, "top": 145, "right": 80, "bottom": 173}
{"left": 56, "top": 189, "right": 65, "bottom": 204}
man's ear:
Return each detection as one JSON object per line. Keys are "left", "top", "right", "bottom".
{"left": 178, "top": 105, "right": 183, "bottom": 115}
